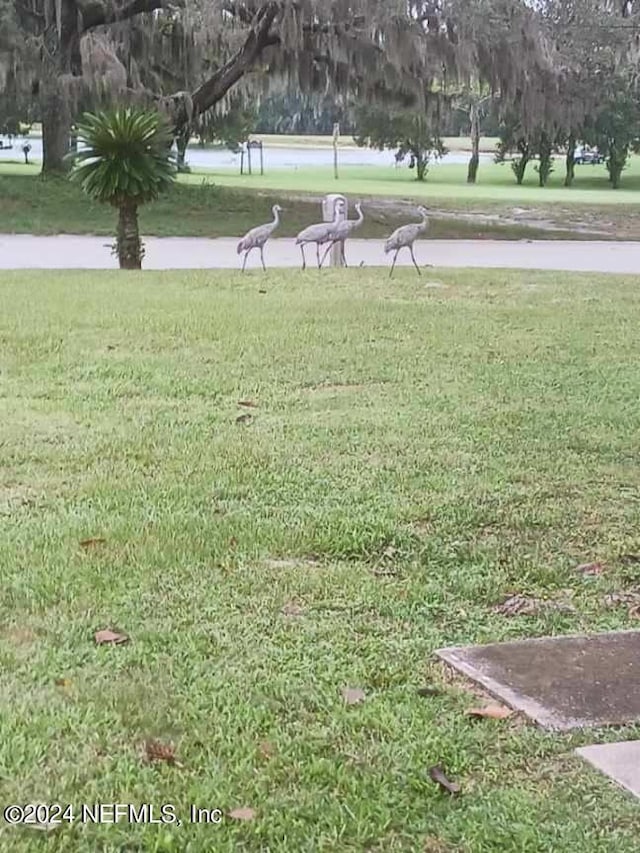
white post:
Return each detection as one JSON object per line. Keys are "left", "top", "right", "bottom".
{"left": 322, "top": 193, "right": 347, "bottom": 268}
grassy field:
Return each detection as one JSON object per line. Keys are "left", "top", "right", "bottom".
{"left": 2, "top": 268, "right": 640, "bottom": 851}
{"left": 184, "top": 159, "right": 640, "bottom": 206}
{"left": 0, "top": 170, "right": 594, "bottom": 242}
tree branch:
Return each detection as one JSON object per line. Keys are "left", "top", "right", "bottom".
{"left": 173, "top": 1, "right": 280, "bottom": 129}
{"left": 79, "top": 0, "right": 168, "bottom": 32}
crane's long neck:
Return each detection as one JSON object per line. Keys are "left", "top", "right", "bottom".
{"left": 354, "top": 205, "right": 364, "bottom": 226}
{"left": 418, "top": 212, "right": 428, "bottom": 232}
{"left": 272, "top": 207, "right": 280, "bottom": 227}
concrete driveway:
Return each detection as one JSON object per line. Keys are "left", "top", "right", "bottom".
{"left": 0, "top": 235, "right": 638, "bottom": 274}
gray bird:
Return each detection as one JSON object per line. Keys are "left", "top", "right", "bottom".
{"left": 320, "top": 202, "right": 364, "bottom": 268}
{"left": 384, "top": 206, "right": 429, "bottom": 278}
{"left": 237, "top": 204, "right": 283, "bottom": 272}
{"left": 295, "top": 198, "right": 345, "bottom": 270}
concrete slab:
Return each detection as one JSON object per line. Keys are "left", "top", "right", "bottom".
{"left": 576, "top": 741, "right": 640, "bottom": 798}
{"left": 436, "top": 630, "right": 640, "bottom": 731}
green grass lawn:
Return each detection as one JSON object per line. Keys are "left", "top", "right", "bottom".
{"left": 1, "top": 268, "right": 640, "bottom": 851}
{"left": 0, "top": 170, "right": 590, "bottom": 242}
{"left": 185, "top": 158, "right": 640, "bottom": 206}
{"left": 3, "top": 159, "right": 640, "bottom": 242}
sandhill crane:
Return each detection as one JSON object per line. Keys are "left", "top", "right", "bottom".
{"left": 320, "top": 202, "right": 364, "bottom": 268}
{"left": 295, "top": 198, "right": 345, "bottom": 270}
{"left": 237, "top": 204, "right": 283, "bottom": 272}
{"left": 384, "top": 206, "right": 429, "bottom": 278}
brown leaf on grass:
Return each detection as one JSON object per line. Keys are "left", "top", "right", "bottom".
{"left": 79, "top": 537, "right": 106, "bottom": 549}
{"left": 236, "top": 413, "right": 253, "bottom": 425}
{"left": 629, "top": 603, "right": 640, "bottom": 619}
{"left": 145, "top": 739, "right": 181, "bottom": 766}
{"left": 258, "top": 740, "right": 275, "bottom": 760}
{"left": 258, "top": 289, "right": 267, "bottom": 294}
{"left": 621, "top": 553, "right": 640, "bottom": 565}
{"left": 106, "top": 345, "right": 116, "bottom": 351}
{"left": 229, "top": 536, "right": 238, "bottom": 548}
{"left": 281, "top": 602, "right": 305, "bottom": 617}
{"left": 466, "top": 704, "right": 513, "bottom": 720}
{"left": 576, "top": 561, "right": 604, "bottom": 576}
{"left": 428, "top": 765, "right": 461, "bottom": 796}
{"left": 228, "top": 806, "right": 256, "bottom": 821}
{"left": 237, "top": 400, "right": 258, "bottom": 408}
{"left": 342, "top": 686, "right": 366, "bottom": 705}
{"left": 94, "top": 628, "right": 129, "bottom": 645}
{"left": 54, "top": 677, "right": 72, "bottom": 688}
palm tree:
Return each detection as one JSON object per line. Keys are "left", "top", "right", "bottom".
{"left": 70, "top": 108, "right": 176, "bottom": 269}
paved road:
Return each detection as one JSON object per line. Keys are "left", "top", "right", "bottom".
{"left": 0, "top": 235, "right": 639, "bottom": 273}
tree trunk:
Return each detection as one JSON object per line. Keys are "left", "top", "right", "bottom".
{"left": 607, "top": 142, "right": 627, "bottom": 189}
{"left": 41, "top": 89, "right": 72, "bottom": 174}
{"left": 116, "top": 202, "right": 143, "bottom": 269}
{"left": 39, "top": 0, "right": 81, "bottom": 175}
{"left": 512, "top": 156, "right": 530, "bottom": 185}
{"left": 416, "top": 152, "right": 428, "bottom": 181}
{"left": 467, "top": 103, "right": 480, "bottom": 184}
{"left": 176, "top": 127, "right": 191, "bottom": 172}
{"left": 564, "top": 134, "right": 576, "bottom": 187}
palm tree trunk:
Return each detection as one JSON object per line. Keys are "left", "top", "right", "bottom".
{"left": 117, "top": 202, "right": 143, "bottom": 269}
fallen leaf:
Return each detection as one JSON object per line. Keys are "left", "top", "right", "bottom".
{"left": 281, "top": 602, "right": 305, "bottom": 617}
{"left": 145, "top": 739, "right": 181, "bottom": 766}
{"left": 629, "top": 603, "right": 640, "bottom": 619}
{"left": 228, "top": 806, "right": 256, "bottom": 821}
{"left": 416, "top": 686, "right": 441, "bottom": 698}
{"left": 106, "top": 345, "right": 116, "bottom": 351}
{"left": 54, "top": 677, "right": 72, "bottom": 688}
{"left": 258, "top": 740, "right": 275, "bottom": 759}
{"left": 79, "top": 537, "right": 106, "bottom": 549}
{"left": 466, "top": 704, "right": 513, "bottom": 720}
{"left": 237, "top": 400, "right": 258, "bottom": 408}
{"left": 258, "top": 289, "right": 267, "bottom": 294}
{"left": 236, "top": 413, "right": 253, "bottom": 425}
{"left": 428, "top": 765, "right": 461, "bottom": 796}
{"left": 621, "top": 553, "right": 640, "bottom": 565}
{"left": 576, "top": 561, "right": 604, "bottom": 576}
{"left": 94, "top": 628, "right": 129, "bottom": 645}
{"left": 342, "top": 686, "right": 366, "bottom": 705}
{"left": 229, "top": 536, "right": 238, "bottom": 548}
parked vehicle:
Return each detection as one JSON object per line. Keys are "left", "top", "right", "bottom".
{"left": 574, "top": 145, "right": 605, "bottom": 165}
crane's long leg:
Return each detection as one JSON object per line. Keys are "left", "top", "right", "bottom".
{"left": 409, "top": 244, "right": 421, "bottom": 275}
{"left": 316, "top": 242, "right": 321, "bottom": 269}
{"left": 259, "top": 245, "right": 266, "bottom": 272}
{"left": 241, "top": 247, "right": 251, "bottom": 273}
{"left": 340, "top": 240, "right": 348, "bottom": 268}
{"left": 389, "top": 249, "right": 400, "bottom": 279}
{"left": 319, "top": 241, "right": 334, "bottom": 268}
{"left": 300, "top": 244, "right": 307, "bottom": 271}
